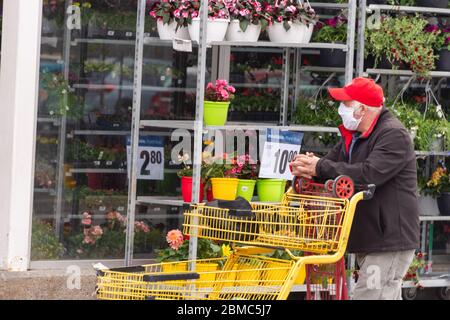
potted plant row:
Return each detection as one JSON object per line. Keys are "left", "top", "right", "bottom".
{"left": 177, "top": 151, "right": 287, "bottom": 203}
{"left": 149, "top": 0, "right": 318, "bottom": 44}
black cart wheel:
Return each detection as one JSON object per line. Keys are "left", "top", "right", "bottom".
{"left": 436, "top": 287, "right": 450, "bottom": 300}
{"left": 402, "top": 287, "right": 418, "bottom": 300}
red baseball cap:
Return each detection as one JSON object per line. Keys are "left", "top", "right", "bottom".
{"left": 328, "top": 77, "right": 384, "bottom": 107}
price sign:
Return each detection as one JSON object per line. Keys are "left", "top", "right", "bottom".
{"left": 259, "top": 129, "right": 303, "bottom": 180}
{"left": 127, "top": 136, "right": 164, "bottom": 180}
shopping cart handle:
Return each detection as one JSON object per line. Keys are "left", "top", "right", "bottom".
{"left": 362, "top": 184, "right": 376, "bottom": 200}
{"left": 143, "top": 272, "right": 200, "bottom": 282}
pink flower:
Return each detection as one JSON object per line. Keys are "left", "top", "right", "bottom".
{"left": 91, "top": 225, "right": 103, "bottom": 237}
{"left": 182, "top": 11, "right": 189, "bottom": 18}
{"left": 286, "top": 5, "right": 297, "bottom": 14}
{"left": 277, "top": 16, "right": 283, "bottom": 23}
{"left": 81, "top": 212, "right": 92, "bottom": 226}
{"left": 149, "top": 10, "right": 157, "bottom": 18}
{"left": 220, "top": 89, "right": 229, "bottom": 100}
{"left": 166, "top": 229, "right": 184, "bottom": 250}
{"left": 192, "top": 11, "right": 198, "bottom": 18}
{"left": 239, "top": 9, "right": 250, "bottom": 16}
{"left": 225, "top": 85, "right": 235, "bottom": 93}
{"left": 216, "top": 79, "right": 228, "bottom": 87}
{"left": 174, "top": 9, "right": 181, "bottom": 18}
{"left": 207, "top": 82, "right": 214, "bottom": 90}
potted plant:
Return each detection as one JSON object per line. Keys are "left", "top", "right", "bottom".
{"left": 432, "top": 25, "right": 450, "bottom": 71}
{"left": 203, "top": 79, "right": 236, "bottom": 126}
{"left": 312, "top": 15, "right": 348, "bottom": 68}
{"left": 177, "top": 0, "right": 230, "bottom": 43}
{"left": 224, "top": 0, "right": 268, "bottom": 42}
{"left": 156, "top": 229, "right": 228, "bottom": 285}
{"left": 403, "top": 252, "right": 427, "bottom": 287}
{"left": 366, "top": 15, "right": 440, "bottom": 76}
{"left": 204, "top": 153, "right": 239, "bottom": 200}
{"left": 31, "top": 219, "right": 65, "bottom": 260}
{"left": 176, "top": 152, "right": 206, "bottom": 202}
{"left": 256, "top": 178, "right": 287, "bottom": 202}
{"left": 149, "top": 0, "right": 190, "bottom": 40}
{"left": 264, "top": 0, "right": 318, "bottom": 44}
{"left": 422, "top": 165, "right": 450, "bottom": 216}
{"left": 231, "top": 153, "right": 259, "bottom": 202}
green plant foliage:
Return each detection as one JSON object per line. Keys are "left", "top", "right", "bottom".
{"left": 31, "top": 219, "right": 65, "bottom": 260}
{"left": 312, "top": 16, "right": 347, "bottom": 43}
{"left": 366, "top": 15, "right": 440, "bottom": 76}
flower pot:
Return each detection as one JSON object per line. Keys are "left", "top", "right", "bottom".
{"left": 206, "top": 186, "right": 214, "bottom": 202}
{"left": 319, "top": 48, "right": 347, "bottom": 68}
{"left": 181, "top": 176, "right": 204, "bottom": 203}
{"left": 226, "top": 20, "right": 261, "bottom": 42}
{"left": 436, "top": 49, "right": 450, "bottom": 71}
{"left": 162, "top": 262, "right": 188, "bottom": 286}
{"left": 416, "top": 0, "right": 449, "bottom": 8}
{"left": 188, "top": 18, "right": 229, "bottom": 43}
{"left": 196, "top": 263, "right": 219, "bottom": 287}
{"left": 267, "top": 21, "right": 313, "bottom": 44}
{"left": 437, "top": 193, "right": 450, "bottom": 216}
{"left": 203, "top": 100, "right": 230, "bottom": 126}
{"left": 418, "top": 194, "right": 441, "bottom": 216}
{"left": 211, "top": 177, "right": 239, "bottom": 200}
{"left": 156, "top": 19, "right": 190, "bottom": 40}
{"left": 256, "top": 179, "right": 287, "bottom": 202}
{"left": 236, "top": 179, "right": 257, "bottom": 202}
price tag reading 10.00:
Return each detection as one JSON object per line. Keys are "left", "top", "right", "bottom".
{"left": 127, "top": 136, "right": 164, "bottom": 180}
{"left": 259, "top": 129, "right": 304, "bottom": 180}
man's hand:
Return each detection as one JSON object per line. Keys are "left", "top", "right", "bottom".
{"left": 290, "top": 153, "right": 320, "bottom": 179}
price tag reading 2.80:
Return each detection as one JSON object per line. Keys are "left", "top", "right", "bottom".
{"left": 127, "top": 136, "right": 164, "bottom": 181}
{"left": 259, "top": 129, "right": 303, "bottom": 180}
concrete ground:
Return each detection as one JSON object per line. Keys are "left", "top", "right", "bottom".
{"left": 0, "top": 268, "right": 97, "bottom": 300}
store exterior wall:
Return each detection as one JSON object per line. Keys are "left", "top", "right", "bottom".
{"left": 0, "top": 0, "right": 43, "bottom": 271}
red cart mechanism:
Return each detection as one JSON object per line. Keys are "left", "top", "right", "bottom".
{"left": 292, "top": 175, "right": 355, "bottom": 199}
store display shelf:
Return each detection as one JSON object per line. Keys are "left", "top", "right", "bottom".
{"left": 71, "top": 130, "right": 131, "bottom": 136}
{"left": 210, "top": 41, "right": 348, "bottom": 50}
{"left": 415, "top": 151, "right": 450, "bottom": 156}
{"left": 139, "top": 120, "right": 340, "bottom": 133}
{"left": 419, "top": 216, "right": 450, "bottom": 222}
{"left": 37, "top": 117, "right": 60, "bottom": 125}
{"left": 72, "top": 83, "right": 196, "bottom": 92}
{"left": 137, "top": 196, "right": 184, "bottom": 206}
{"left": 71, "top": 37, "right": 172, "bottom": 46}
{"left": 301, "top": 66, "right": 346, "bottom": 73}
{"left": 231, "top": 83, "right": 286, "bottom": 89}
{"left": 402, "top": 275, "right": 450, "bottom": 289}
{"left": 69, "top": 168, "right": 127, "bottom": 174}
{"left": 365, "top": 68, "right": 450, "bottom": 78}
{"left": 34, "top": 188, "right": 56, "bottom": 194}
{"left": 309, "top": 2, "right": 349, "bottom": 9}
{"left": 367, "top": 4, "right": 450, "bottom": 15}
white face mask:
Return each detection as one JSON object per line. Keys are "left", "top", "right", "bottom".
{"left": 338, "top": 102, "right": 363, "bottom": 131}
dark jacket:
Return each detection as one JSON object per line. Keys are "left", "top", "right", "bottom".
{"left": 316, "top": 107, "right": 420, "bottom": 253}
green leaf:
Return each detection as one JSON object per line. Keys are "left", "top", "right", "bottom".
{"left": 239, "top": 19, "right": 249, "bottom": 33}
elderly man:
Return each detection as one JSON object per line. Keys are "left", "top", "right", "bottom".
{"left": 290, "top": 77, "right": 420, "bottom": 300}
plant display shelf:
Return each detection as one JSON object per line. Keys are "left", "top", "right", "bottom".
{"left": 367, "top": 4, "right": 450, "bottom": 15}
{"left": 72, "top": 83, "right": 197, "bottom": 93}
{"left": 125, "top": 0, "right": 358, "bottom": 268}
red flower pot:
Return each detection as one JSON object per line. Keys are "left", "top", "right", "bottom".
{"left": 181, "top": 176, "right": 204, "bottom": 203}
{"left": 206, "top": 186, "right": 214, "bottom": 202}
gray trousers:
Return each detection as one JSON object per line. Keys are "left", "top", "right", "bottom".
{"left": 353, "top": 250, "right": 415, "bottom": 300}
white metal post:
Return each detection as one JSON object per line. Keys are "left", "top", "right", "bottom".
{"left": 345, "top": 0, "right": 357, "bottom": 84}
{"left": 0, "top": 0, "right": 43, "bottom": 271}
{"left": 125, "top": 0, "right": 146, "bottom": 266}
{"left": 188, "top": 0, "right": 209, "bottom": 267}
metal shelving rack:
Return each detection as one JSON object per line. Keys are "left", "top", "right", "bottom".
{"left": 125, "top": 0, "right": 358, "bottom": 267}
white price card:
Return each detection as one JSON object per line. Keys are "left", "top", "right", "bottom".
{"left": 259, "top": 129, "right": 303, "bottom": 180}
{"left": 127, "top": 136, "right": 164, "bottom": 180}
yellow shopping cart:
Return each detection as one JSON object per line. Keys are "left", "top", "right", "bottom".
{"left": 96, "top": 182, "right": 375, "bottom": 300}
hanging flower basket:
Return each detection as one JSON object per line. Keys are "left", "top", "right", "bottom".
{"left": 156, "top": 20, "right": 190, "bottom": 40}
{"left": 267, "top": 21, "right": 313, "bottom": 43}
{"left": 188, "top": 18, "right": 230, "bottom": 43}
{"left": 226, "top": 20, "right": 261, "bottom": 42}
